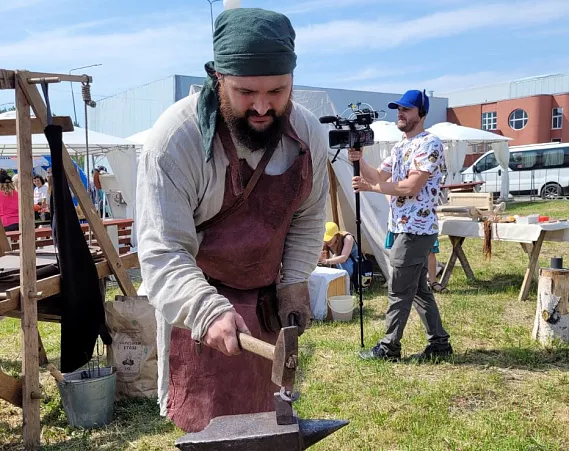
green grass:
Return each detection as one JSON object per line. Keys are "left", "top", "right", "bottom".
{"left": 3, "top": 201, "right": 569, "bottom": 450}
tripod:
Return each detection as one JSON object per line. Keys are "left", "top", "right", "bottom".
{"left": 352, "top": 141, "right": 365, "bottom": 348}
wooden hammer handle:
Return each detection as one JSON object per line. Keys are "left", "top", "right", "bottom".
{"left": 46, "top": 363, "right": 66, "bottom": 384}
{"left": 237, "top": 332, "right": 275, "bottom": 361}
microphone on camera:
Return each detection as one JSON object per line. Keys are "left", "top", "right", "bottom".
{"left": 319, "top": 116, "right": 338, "bottom": 124}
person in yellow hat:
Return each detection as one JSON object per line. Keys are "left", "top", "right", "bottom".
{"left": 319, "top": 222, "right": 359, "bottom": 281}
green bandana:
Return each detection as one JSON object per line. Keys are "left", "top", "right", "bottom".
{"left": 197, "top": 8, "right": 297, "bottom": 160}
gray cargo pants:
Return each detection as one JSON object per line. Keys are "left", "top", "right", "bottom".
{"left": 379, "top": 233, "right": 450, "bottom": 355}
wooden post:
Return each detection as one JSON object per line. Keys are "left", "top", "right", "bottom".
{"left": 16, "top": 71, "right": 137, "bottom": 297}
{"left": 327, "top": 160, "right": 339, "bottom": 226}
{"left": 532, "top": 268, "right": 569, "bottom": 346}
{"left": 519, "top": 231, "right": 546, "bottom": 302}
{"left": 0, "top": 222, "right": 11, "bottom": 256}
{"left": 16, "top": 74, "right": 41, "bottom": 450}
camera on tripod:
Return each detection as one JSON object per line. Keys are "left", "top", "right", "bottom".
{"left": 319, "top": 103, "right": 380, "bottom": 149}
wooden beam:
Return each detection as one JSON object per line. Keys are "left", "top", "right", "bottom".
{"left": 26, "top": 71, "right": 92, "bottom": 84}
{"left": 0, "top": 69, "right": 16, "bottom": 90}
{"left": 0, "top": 116, "right": 74, "bottom": 136}
{"left": 519, "top": 231, "right": 546, "bottom": 302}
{"left": 0, "top": 70, "right": 92, "bottom": 90}
{"left": 0, "top": 222, "right": 11, "bottom": 256}
{"left": 37, "top": 331, "right": 48, "bottom": 367}
{"left": 0, "top": 370, "right": 23, "bottom": 407}
{"left": 0, "top": 252, "right": 140, "bottom": 315}
{"left": 16, "top": 71, "right": 137, "bottom": 297}
{"left": 327, "top": 160, "right": 340, "bottom": 226}
{"left": 15, "top": 73, "right": 41, "bottom": 450}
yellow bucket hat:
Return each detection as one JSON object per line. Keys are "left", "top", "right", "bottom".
{"left": 323, "top": 222, "right": 339, "bottom": 242}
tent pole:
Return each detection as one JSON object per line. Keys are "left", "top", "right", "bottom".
{"left": 327, "top": 160, "right": 340, "bottom": 226}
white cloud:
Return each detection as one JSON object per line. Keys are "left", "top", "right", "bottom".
{"left": 329, "top": 64, "right": 436, "bottom": 83}
{"left": 356, "top": 71, "right": 525, "bottom": 96}
{"left": 295, "top": 0, "right": 569, "bottom": 54}
{"left": 0, "top": 9, "right": 215, "bottom": 117}
{"left": 281, "top": 0, "right": 379, "bottom": 15}
{"left": 0, "top": 16, "right": 213, "bottom": 89}
{"left": 0, "top": 0, "right": 48, "bottom": 13}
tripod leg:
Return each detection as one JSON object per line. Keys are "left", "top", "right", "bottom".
{"left": 353, "top": 158, "right": 365, "bottom": 348}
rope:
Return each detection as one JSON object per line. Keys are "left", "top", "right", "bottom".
{"left": 81, "top": 81, "right": 97, "bottom": 191}
{"left": 81, "top": 80, "right": 98, "bottom": 242}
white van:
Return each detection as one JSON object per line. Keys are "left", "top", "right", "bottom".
{"left": 462, "top": 142, "right": 569, "bottom": 199}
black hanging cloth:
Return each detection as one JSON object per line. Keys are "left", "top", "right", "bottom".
{"left": 44, "top": 124, "right": 111, "bottom": 373}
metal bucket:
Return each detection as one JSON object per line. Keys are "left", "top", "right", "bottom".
{"left": 57, "top": 366, "right": 117, "bottom": 428}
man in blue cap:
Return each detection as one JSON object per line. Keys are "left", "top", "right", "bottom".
{"left": 137, "top": 8, "right": 329, "bottom": 432}
{"left": 348, "top": 89, "right": 452, "bottom": 361}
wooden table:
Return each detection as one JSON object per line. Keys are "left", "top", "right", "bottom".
{"left": 439, "top": 219, "right": 569, "bottom": 301}
{"left": 309, "top": 266, "right": 350, "bottom": 320}
{"left": 440, "top": 181, "right": 485, "bottom": 193}
{"left": 5, "top": 218, "right": 134, "bottom": 254}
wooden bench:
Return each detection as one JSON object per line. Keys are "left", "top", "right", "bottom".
{"left": 441, "top": 181, "right": 484, "bottom": 193}
{"left": 5, "top": 219, "right": 134, "bottom": 255}
{"left": 447, "top": 192, "right": 493, "bottom": 211}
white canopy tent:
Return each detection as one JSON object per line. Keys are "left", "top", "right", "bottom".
{"left": 0, "top": 111, "right": 139, "bottom": 156}
{"left": 0, "top": 111, "right": 141, "bottom": 219}
{"left": 427, "top": 122, "right": 512, "bottom": 200}
{"left": 366, "top": 121, "right": 402, "bottom": 164}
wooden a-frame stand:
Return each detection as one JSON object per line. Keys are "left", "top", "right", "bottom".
{"left": 0, "top": 69, "right": 138, "bottom": 449}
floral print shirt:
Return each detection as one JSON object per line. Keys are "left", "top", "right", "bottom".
{"left": 380, "top": 131, "right": 445, "bottom": 235}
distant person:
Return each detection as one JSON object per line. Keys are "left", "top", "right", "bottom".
{"left": 319, "top": 221, "right": 358, "bottom": 280}
{"left": 33, "top": 175, "right": 48, "bottom": 205}
{"left": 0, "top": 173, "right": 19, "bottom": 231}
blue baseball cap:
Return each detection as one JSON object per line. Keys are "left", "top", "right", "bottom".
{"left": 388, "top": 89, "right": 429, "bottom": 114}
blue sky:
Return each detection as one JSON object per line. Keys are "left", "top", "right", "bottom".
{"left": 2, "top": 0, "right": 569, "bottom": 123}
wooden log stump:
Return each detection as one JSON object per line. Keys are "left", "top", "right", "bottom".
{"left": 532, "top": 268, "right": 569, "bottom": 346}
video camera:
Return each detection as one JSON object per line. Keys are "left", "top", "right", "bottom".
{"left": 319, "top": 103, "right": 380, "bottom": 150}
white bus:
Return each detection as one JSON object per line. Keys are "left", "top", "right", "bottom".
{"left": 462, "top": 142, "right": 569, "bottom": 199}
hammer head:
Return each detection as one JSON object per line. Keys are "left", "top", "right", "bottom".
{"left": 272, "top": 326, "right": 298, "bottom": 390}
{"left": 175, "top": 411, "right": 349, "bottom": 451}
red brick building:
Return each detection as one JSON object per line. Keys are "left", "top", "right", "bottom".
{"left": 443, "top": 74, "right": 569, "bottom": 167}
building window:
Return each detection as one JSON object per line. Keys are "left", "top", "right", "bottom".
{"left": 552, "top": 138, "right": 562, "bottom": 143}
{"left": 509, "top": 109, "right": 528, "bottom": 130}
{"left": 481, "top": 112, "right": 497, "bottom": 130}
{"left": 552, "top": 107, "right": 563, "bottom": 130}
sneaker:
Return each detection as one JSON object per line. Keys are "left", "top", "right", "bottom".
{"left": 410, "top": 343, "right": 453, "bottom": 362}
{"left": 430, "top": 282, "right": 449, "bottom": 293}
{"left": 358, "top": 344, "right": 401, "bottom": 361}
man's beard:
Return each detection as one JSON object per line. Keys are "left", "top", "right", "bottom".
{"left": 219, "top": 88, "right": 293, "bottom": 152}
{"left": 397, "top": 116, "right": 420, "bottom": 133}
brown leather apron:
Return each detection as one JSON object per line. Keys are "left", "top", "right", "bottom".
{"left": 167, "top": 121, "right": 313, "bottom": 432}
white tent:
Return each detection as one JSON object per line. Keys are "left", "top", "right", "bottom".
{"left": 126, "top": 129, "right": 150, "bottom": 146}
{"left": 0, "top": 111, "right": 140, "bottom": 219}
{"left": 367, "top": 121, "right": 402, "bottom": 162}
{"left": 427, "top": 122, "right": 512, "bottom": 199}
{"left": 0, "top": 111, "right": 138, "bottom": 156}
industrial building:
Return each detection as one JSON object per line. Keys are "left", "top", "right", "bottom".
{"left": 89, "top": 75, "right": 449, "bottom": 138}
{"left": 444, "top": 73, "right": 569, "bottom": 166}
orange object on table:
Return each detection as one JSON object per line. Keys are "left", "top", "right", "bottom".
{"left": 538, "top": 216, "right": 550, "bottom": 222}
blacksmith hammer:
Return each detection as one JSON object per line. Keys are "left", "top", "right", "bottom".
{"left": 175, "top": 324, "right": 349, "bottom": 450}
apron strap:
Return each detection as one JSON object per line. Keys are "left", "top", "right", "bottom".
{"left": 196, "top": 121, "right": 277, "bottom": 233}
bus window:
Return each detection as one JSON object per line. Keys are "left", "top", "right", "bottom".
{"left": 543, "top": 148, "right": 564, "bottom": 168}
{"left": 475, "top": 153, "right": 498, "bottom": 172}
{"left": 510, "top": 151, "right": 537, "bottom": 170}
